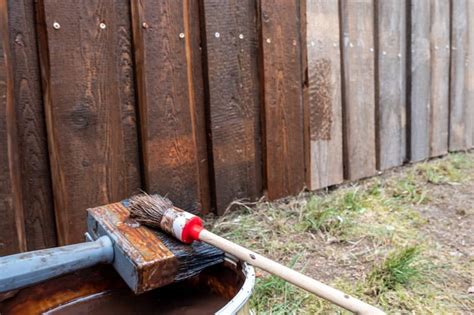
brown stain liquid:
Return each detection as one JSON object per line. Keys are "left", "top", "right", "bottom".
{"left": 0, "top": 263, "right": 245, "bottom": 315}
{"left": 45, "top": 284, "right": 227, "bottom": 315}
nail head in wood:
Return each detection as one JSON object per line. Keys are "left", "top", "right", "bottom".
{"left": 53, "top": 22, "right": 60, "bottom": 29}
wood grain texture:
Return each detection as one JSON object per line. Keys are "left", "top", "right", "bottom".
{"left": 201, "top": 0, "right": 262, "bottom": 214}
{"left": 260, "top": 0, "right": 305, "bottom": 199}
{"left": 186, "top": 0, "right": 211, "bottom": 213}
{"left": 449, "top": 0, "right": 472, "bottom": 150}
{"left": 375, "top": 0, "right": 407, "bottom": 170}
{"left": 340, "top": 0, "right": 376, "bottom": 180}
{"left": 0, "top": 0, "right": 26, "bottom": 255}
{"left": 131, "top": 0, "right": 210, "bottom": 214}
{"left": 408, "top": 0, "right": 431, "bottom": 161}
{"left": 305, "top": 0, "right": 343, "bottom": 189}
{"left": 37, "top": 0, "right": 141, "bottom": 245}
{"left": 429, "top": 0, "right": 450, "bottom": 157}
{"left": 7, "top": 0, "right": 57, "bottom": 250}
{"left": 469, "top": 0, "right": 474, "bottom": 148}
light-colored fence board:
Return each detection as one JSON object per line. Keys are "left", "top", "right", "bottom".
{"left": 408, "top": 0, "right": 431, "bottom": 161}
{"left": 340, "top": 0, "right": 376, "bottom": 180}
{"left": 429, "top": 0, "right": 450, "bottom": 157}
{"left": 449, "top": 0, "right": 473, "bottom": 150}
{"left": 375, "top": 0, "right": 407, "bottom": 169}
{"left": 305, "top": 0, "right": 343, "bottom": 189}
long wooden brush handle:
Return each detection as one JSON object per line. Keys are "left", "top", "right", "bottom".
{"left": 198, "top": 229, "right": 385, "bottom": 315}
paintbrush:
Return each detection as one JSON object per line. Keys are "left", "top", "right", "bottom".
{"left": 0, "top": 200, "right": 224, "bottom": 294}
{"left": 128, "top": 193, "right": 385, "bottom": 315}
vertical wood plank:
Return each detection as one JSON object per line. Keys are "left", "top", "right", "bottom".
{"left": 408, "top": 0, "right": 431, "bottom": 161}
{"left": 201, "top": 0, "right": 262, "bottom": 214}
{"left": 429, "top": 0, "right": 450, "bottom": 157}
{"left": 37, "top": 0, "right": 141, "bottom": 244}
{"left": 260, "top": 0, "right": 305, "bottom": 199}
{"left": 449, "top": 0, "right": 474, "bottom": 151}
{"left": 187, "top": 0, "right": 211, "bottom": 212}
{"left": 0, "top": 0, "right": 26, "bottom": 255}
{"left": 375, "top": 0, "right": 407, "bottom": 170}
{"left": 305, "top": 0, "right": 344, "bottom": 189}
{"left": 340, "top": 0, "right": 376, "bottom": 180}
{"left": 7, "top": 0, "right": 57, "bottom": 250}
{"left": 131, "top": 0, "right": 210, "bottom": 214}
{"left": 449, "top": 0, "right": 473, "bottom": 151}
{"left": 469, "top": 0, "right": 474, "bottom": 148}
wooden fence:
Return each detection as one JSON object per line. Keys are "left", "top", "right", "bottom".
{"left": 0, "top": 0, "right": 473, "bottom": 254}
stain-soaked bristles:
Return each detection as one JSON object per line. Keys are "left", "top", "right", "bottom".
{"left": 128, "top": 193, "right": 173, "bottom": 227}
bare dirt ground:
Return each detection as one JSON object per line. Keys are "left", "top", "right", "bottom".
{"left": 208, "top": 152, "right": 474, "bottom": 314}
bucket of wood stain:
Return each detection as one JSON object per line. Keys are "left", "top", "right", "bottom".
{"left": 0, "top": 256, "right": 255, "bottom": 315}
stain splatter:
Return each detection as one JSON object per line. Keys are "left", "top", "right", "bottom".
{"left": 310, "top": 58, "right": 332, "bottom": 141}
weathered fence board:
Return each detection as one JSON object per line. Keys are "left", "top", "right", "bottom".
{"left": 0, "top": 0, "right": 26, "bottom": 255}
{"left": 469, "top": 0, "right": 474, "bottom": 148}
{"left": 375, "top": 0, "right": 407, "bottom": 170}
{"left": 37, "top": 0, "right": 141, "bottom": 244}
{"left": 261, "top": 0, "right": 305, "bottom": 199}
{"left": 449, "top": 0, "right": 473, "bottom": 150}
{"left": 408, "top": 0, "right": 431, "bottom": 161}
{"left": 340, "top": 0, "right": 376, "bottom": 180}
{"left": 7, "top": 0, "right": 56, "bottom": 250}
{"left": 305, "top": 0, "right": 343, "bottom": 189}
{"left": 429, "top": 0, "right": 450, "bottom": 157}
{"left": 201, "top": 0, "right": 262, "bottom": 214}
{"left": 131, "top": 0, "right": 209, "bottom": 214}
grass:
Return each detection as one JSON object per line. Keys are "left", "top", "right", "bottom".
{"left": 367, "top": 246, "right": 420, "bottom": 295}
{"left": 208, "top": 152, "right": 474, "bottom": 314}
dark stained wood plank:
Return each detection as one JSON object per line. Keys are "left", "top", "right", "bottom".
{"left": 375, "top": 0, "right": 407, "bottom": 170}
{"left": 305, "top": 0, "right": 344, "bottom": 189}
{"left": 36, "top": 0, "right": 141, "bottom": 245}
{"left": 0, "top": 0, "right": 26, "bottom": 255}
{"left": 340, "top": 0, "right": 376, "bottom": 180}
{"left": 7, "top": 0, "right": 56, "bottom": 250}
{"left": 449, "top": 0, "right": 472, "bottom": 151}
{"left": 131, "top": 0, "right": 210, "bottom": 214}
{"left": 185, "top": 0, "right": 211, "bottom": 213}
{"left": 429, "top": 0, "right": 450, "bottom": 157}
{"left": 260, "top": 0, "right": 305, "bottom": 199}
{"left": 201, "top": 0, "right": 262, "bottom": 214}
{"left": 408, "top": 0, "right": 431, "bottom": 161}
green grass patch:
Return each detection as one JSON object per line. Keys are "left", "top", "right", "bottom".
{"left": 367, "top": 246, "right": 420, "bottom": 295}
{"left": 298, "top": 188, "right": 369, "bottom": 237}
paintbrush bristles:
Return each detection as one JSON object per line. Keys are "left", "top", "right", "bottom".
{"left": 128, "top": 194, "right": 173, "bottom": 227}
